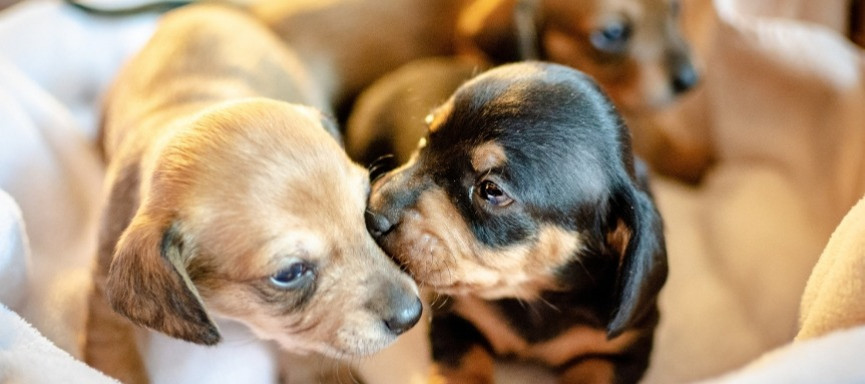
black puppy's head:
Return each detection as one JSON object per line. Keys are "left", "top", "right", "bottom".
{"left": 366, "top": 62, "right": 667, "bottom": 336}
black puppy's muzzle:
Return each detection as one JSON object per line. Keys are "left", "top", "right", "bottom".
{"left": 365, "top": 209, "right": 395, "bottom": 238}
{"left": 366, "top": 166, "right": 425, "bottom": 239}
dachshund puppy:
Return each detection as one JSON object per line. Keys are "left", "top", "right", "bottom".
{"left": 457, "top": 0, "right": 698, "bottom": 112}
{"left": 365, "top": 62, "right": 668, "bottom": 383}
{"left": 252, "top": 0, "right": 696, "bottom": 114}
{"left": 84, "top": 5, "right": 421, "bottom": 383}
{"left": 346, "top": 57, "right": 485, "bottom": 167}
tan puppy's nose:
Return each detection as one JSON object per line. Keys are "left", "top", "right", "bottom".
{"left": 671, "top": 55, "right": 699, "bottom": 94}
{"left": 384, "top": 296, "right": 423, "bottom": 335}
{"left": 367, "top": 279, "right": 423, "bottom": 335}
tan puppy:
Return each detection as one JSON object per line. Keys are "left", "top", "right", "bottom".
{"left": 83, "top": 4, "right": 421, "bottom": 383}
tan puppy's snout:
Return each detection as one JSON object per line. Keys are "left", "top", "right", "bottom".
{"left": 669, "top": 51, "right": 699, "bottom": 94}
{"left": 365, "top": 277, "right": 423, "bottom": 335}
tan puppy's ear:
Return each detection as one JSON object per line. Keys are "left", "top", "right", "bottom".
{"left": 106, "top": 213, "right": 220, "bottom": 345}
{"left": 605, "top": 179, "right": 668, "bottom": 338}
{"left": 456, "top": 0, "right": 540, "bottom": 62}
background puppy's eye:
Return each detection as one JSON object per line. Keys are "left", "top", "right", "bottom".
{"left": 590, "top": 20, "right": 632, "bottom": 53}
{"left": 270, "top": 262, "right": 313, "bottom": 289}
{"left": 476, "top": 180, "right": 513, "bottom": 207}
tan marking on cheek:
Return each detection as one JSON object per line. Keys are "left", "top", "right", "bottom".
{"left": 432, "top": 344, "right": 495, "bottom": 384}
{"left": 470, "top": 226, "right": 583, "bottom": 299}
{"left": 398, "top": 186, "right": 583, "bottom": 299}
{"left": 471, "top": 141, "right": 507, "bottom": 172}
{"left": 527, "top": 328, "right": 640, "bottom": 367}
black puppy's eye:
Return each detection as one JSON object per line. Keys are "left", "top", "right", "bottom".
{"left": 270, "top": 262, "right": 312, "bottom": 289}
{"left": 476, "top": 180, "right": 513, "bottom": 207}
{"left": 590, "top": 20, "right": 632, "bottom": 53}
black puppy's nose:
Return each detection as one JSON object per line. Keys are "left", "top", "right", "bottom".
{"left": 384, "top": 297, "right": 423, "bottom": 336}
{"left": 365, "top": 210, "right": 394, "bottom": 238}
{"left": 671, "top": 63, "right": 699, "bottom": 94}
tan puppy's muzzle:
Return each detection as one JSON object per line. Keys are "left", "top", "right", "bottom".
{"left": 367, "top": 275, "right": 424, "bottom": 335}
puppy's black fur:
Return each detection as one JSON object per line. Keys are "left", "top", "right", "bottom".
{"left": 364, "top": 62, "right": 667, "bottom": 383}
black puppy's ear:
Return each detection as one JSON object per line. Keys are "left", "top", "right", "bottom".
{"left": 605, "top": 179, "right": 668, "bottom": 338}
{"left": 456, "top": 0, "right": 540, "bottom": 62}
{"left": 105, "top": 212, "right": 220, "bottom": 345}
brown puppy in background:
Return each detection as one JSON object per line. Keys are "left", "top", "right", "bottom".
{"left": 366, "top": 62, "right": 668, "bottom": 383}
{"left": 251, "top": 0, "right": 697, "bottom": 113}
{"left": 83, "top": 4, "right": 421, "bottom": 383}
{"left": 253, "top": 0, "right": 702, "bottom": 181}
{"left": 457, "top": 0, "right": 698, "bottom": 111}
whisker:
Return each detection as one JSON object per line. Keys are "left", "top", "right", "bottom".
{"left": 538, "top": 296, "right": 561, "bottom": 312}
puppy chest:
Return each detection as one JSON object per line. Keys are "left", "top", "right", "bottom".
{"left": 447, "top": 296, "right": 634, "bottom": 367}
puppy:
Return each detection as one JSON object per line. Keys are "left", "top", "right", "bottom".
{"left": 457, "top": 0, "right": 698, "bottom": 112}
{"left": 365, "top": 62, "right": 668, "bottom": 383}
{"left": 345, "top": 57, "right": 486, "bottom": 167}
{"left": 83, "top": 5, "right": 421, "bottom": 383}
{"left": 251, "top": 0, "right": 695, "bottom": 114}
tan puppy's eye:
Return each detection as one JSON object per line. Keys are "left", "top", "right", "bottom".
{"left": 476, "top": 180, "right": 513, "bottom": 207}
{"left": 590, "top": 19, "right": 632, "bottom": 54}
{"left": 270, "top": 261, "right": 314, "bottom": 289}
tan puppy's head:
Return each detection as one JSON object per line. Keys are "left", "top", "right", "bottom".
{"left": 458, "top": 0, "right": 699, "bottom": 112}
{"left": 106, "top": 99, "right": 421, "bottom": 358}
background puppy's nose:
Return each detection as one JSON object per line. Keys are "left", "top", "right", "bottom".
{"left": 671, "top": 63, "right": 699, "bottom": 94}
{"left": 383, "top": 296, "right": 423, "bottom": 336}
{"left": 365, "top": 210, "right": 394, "bottom": 237}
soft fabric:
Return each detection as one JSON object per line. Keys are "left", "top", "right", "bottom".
{"left": 798, "top": 195, "right": 865, "bottom": 340}
{"left": 642, "top": 0, "right": 865, "bottom": 382}
{"left": 694, "top": 195, "right": 865, "bottom": 383}
{"left": 0, "top": 189, "right": 29, "bottom": 310}
{"left": 696, "top": 325, "right": 865, "bottom": 384}
{"left": 0, "top": 304, "right": 118, "bottom": 384}
{"left": 0, "top": 0, "right": 153, "bottom": 363}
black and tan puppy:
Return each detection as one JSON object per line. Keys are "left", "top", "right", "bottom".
{"left": 84, "top": 5, "right": 420, "bottom": 383}
{"left": 365, "top": 62, "right": 668, "bottom": 384}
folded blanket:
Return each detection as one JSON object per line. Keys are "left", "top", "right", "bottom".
{"left": 643, "top": 0, "right": 865, "bottom": 382}
{"left": 697, "top": 325, "right": 865, "bottom": 384}
{"left": 0, "top": 304, "right": 118, "bottom": 384}
{"left": 694, "top": 194, "right": 865, "bottom": 383}
{"left": 798, "top": 195, "right": 865, "bottom": 340}
{"left": 0, "top": 189, "right": 28, "bottom": 310}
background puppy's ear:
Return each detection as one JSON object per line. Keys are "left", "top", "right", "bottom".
{"left": 605, "top": 180, "right": 668, "bottom": 338}
{"left": 105, "top": 213, "right": 220, "bottom": 345}
{"left": 456, "top": 0, "right": 540, "bottom": 62}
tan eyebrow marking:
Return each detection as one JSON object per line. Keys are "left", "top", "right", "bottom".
{"left": 471, "top": 141, "right": 507, "bottom": 172}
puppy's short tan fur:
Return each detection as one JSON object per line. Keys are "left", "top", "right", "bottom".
{"left": 84, "top": 5, "right": 420, "bottom": 383}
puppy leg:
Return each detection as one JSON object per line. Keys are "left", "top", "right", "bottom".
{"left": 84, "top": 162, "right": 147, "bottom": 383}
{"left": 557, "top": 358, "right": 614, "bottom": 384}
{"left": 430, "top": 313, "right": 495, "bottom": 384}
{"left": 84, "top": 282, "right": 148, "bottom": 384}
